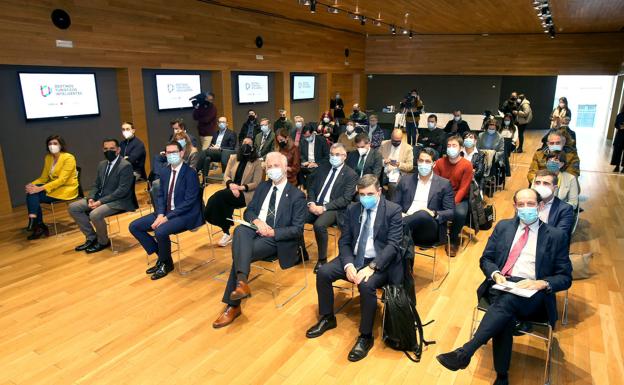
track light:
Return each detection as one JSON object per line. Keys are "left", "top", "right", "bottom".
{"left": 390, "top": 25, "right": 396, "bottom": 35}
{"left": 302, "top": 0, "right": 311, "bottom": 5}
{"left": 373, "top": 19, "right": 381, "bottom": 26}
{"left": 409, "top": 31, "right": 413, "bottom": 39}
{"left": 310, "top": 0, "right": 316, "bottom": 13}
{"left": 360, "top": 15, "right": 366, "bottom": 26}
{"left": 328, "top": 7, "right": 339, "bottom": 14}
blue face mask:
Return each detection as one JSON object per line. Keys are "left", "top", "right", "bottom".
{"left": 305, "top": 135, "right": 314, "bottom": 142}
{"left": 218, "top": 122, "right": 227, "bottom": 130}
{"left": 517, "top": 207, "right": 539, "bottom": 225}
{"left": 261, "top": 125, "right": 270, "bottom": 134}
{"left": 266, "top": 167, "right": 283, "bottom": 182}
{"left": 546, "top": 160, "right": 561, "bottom": 172}
{"left": 177, "top": 139, "right": 186, "bottom": 148}
{"left": 360, "top": 195, "right": 378, "bottom": 210}
{"left": 329, "top": 155, "right": 343, "bottom": 168}
{"left": 447, "top": 147, "right": 459, "bottom": 158}
{"left": 487, "top": 128, "right": 497, "bottom": 135}
{"left": 463, "top": 138, "right": 475, "bottom": 148}
{"left": 548, "top": 144, "right": 562, "bottom": 152}
{"left": 417, "top": 163, "right": 432, "bottom": 176}
{"left": 166, "top": 152, "right": 181, "bottom": 166}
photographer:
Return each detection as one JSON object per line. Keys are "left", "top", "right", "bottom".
{"left": 191, "top": 92, "right": 218, "bottom": 150}
{"left": 400, "top": 89, "right": 424, "bottom": 146}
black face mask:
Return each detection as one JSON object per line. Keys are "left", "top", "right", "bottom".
{"left": 248, "top": 115, "right": 255, "bottom": 121}
{"left": 510, "top": 97, "right": 517, "bottom": 102}
{"left": 391, "top": 141, "right": 402, "bottom": 147}
{"left": 278, "top": 141, "right": 287, "bottom": 148}
{"left": 104, "top": 150, "right": 117, "bottom": 162}
{"left": 353, "top": 109, "right": 359, "bottom": 114}
{"left": 241, "top": 144, "right": 253, "bottom": 156}
{"left": 279, "top": 116, "right": 286, "bottom": 121}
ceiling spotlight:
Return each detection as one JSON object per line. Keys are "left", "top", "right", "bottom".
{"left": 360, "top": 16, "right": 366, "bottom": 25}
{"left": 409, "top": 31, "right": 413, "bottom": 39}
{"left": 302, "top": 0, "right": 311, "bottom": 5}
{"left": 402, "top": 28, "right": 408, "bottom": 35}
{"left": 373, "top": 19, "right": 381, "bottom": 26}
{"left": 390, "top": 25, "right": 396, "bottom": 35}
{"left": 548, "top": 25, "right": 556, "bottom": 38}
{"left": 310, "top": 0, "right": 316, "bottom": 13}
{"left": 328, "top": 7, "right": 339, "bottom": 14}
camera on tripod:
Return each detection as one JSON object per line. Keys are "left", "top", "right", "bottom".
{"left": 399, "top": 89, "right": 422, "bottom": 115}
{"left": 190, "top": 92, "right": 209, "bottom": 109}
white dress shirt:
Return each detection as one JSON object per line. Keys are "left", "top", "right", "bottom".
{"left": 167, "top": 162, "right": 184, "bottom": 211}
{"left": 508, "top": 220, "right": 540, "bottom": 280}
{"left": 317, "top": 164, "right": 343, "bottom": 205}
{"left": 307, "top": 135, "right": 316, "bottom": 163}
{"left": 215, "top": 128, "right": 226, "bottom": 147}
{"left": 538, "top": 199, "right": 554, "bottom": 224}
{"left": 463, "top": 147, "right": 479, "bottom": 162}
{"left": 258, "top": 178, "right": 288, "bottom": 223}
{"left": 406, "top": 175, "right": 432, "bottom": 215}
{"left": 345, "top": 203, "right": 378, "bottom": 271}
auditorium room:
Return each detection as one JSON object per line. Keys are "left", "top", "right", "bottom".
{"left": 1, "top": 1, "right": 624, "bottom": 384}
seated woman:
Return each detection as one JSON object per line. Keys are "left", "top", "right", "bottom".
{"left": 172, "top": 131, "right": 199, "bottom": 170}
{"left": 317, "top": 111, "right": 336, "bottom": 146}
{"left": 499, "top": 113, "right": 518, "bottom": 177}
{"left": 204, "top": 138, "right": 264, "bottom": 246}
{"left": 462, "top": 131, "right": 485, "bottom": 188}
{"left": 25, "top": 135, "right": 79, "bottom": 239}
{"left": 276, "top": 129, "right": 300, "bottom": 185}
{"left": 544, "top": 150, "right": 579, "bottom": 209}
{"left": 336, "top": 120, "right": 358, "bottom": 152}
{"left": 477, "top": 118, "right": 505, "bottom": 184}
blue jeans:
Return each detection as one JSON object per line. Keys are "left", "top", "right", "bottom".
{"left": 26, "top": 185, "right": 60, "bottom": 223}
{"left": 450, "top": 200, "right": 469, "bottom": 245}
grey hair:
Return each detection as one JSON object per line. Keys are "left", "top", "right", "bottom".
{"left": 265, "top": 151, "right": 288, "bottom": 168}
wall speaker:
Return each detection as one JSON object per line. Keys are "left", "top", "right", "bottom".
{"left": 255, "top": 36, "right": 263, "bottom": 49}
{"left": 344, "top": 48, "right": 350, "bottom": 58}
{"left": 51, "top": 9, "right": 71, "bottom": 30}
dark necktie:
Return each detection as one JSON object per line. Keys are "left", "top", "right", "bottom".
{"left": 355, "top": 209, "right": 372, "bottom": 269}
{"left": 166, "top": 169, "right": 177, "bottom": 213}
{"left": 266, "top": 186, "right": 278, "bottom": 227}
{"left": 357, "top": 154, "right": 366, "bottom": 175}
{"left": 316, "top": 168, "right": 337, "bottom": 205}
{"left": 101, "top": 162, "right": 112, "bottom": 189}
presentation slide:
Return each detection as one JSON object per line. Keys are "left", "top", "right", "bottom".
{"left": 156, "top": 74, "right": 202, "bottom": 110}
{"left": 238, "top": 75, "right": 269, "bottom": 103}
{"left": 292, "top": 75, "right": 315, "bottom": 100}
{"left": 19, "top": 73, "right": 100, "bottom": 120}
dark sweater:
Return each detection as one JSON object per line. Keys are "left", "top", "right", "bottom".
{"left": 120, "top": 136, "right": 146, "bottom": 178}
{"left": 192, "top": 103, "right": 218, "bottom": 136}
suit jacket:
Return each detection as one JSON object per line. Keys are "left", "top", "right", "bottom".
{"left": 223, "top": 155, "right": 264, "bottom": 205}
{"left": 120, "top": 136, "right": 146, "bottom": 178}
{"left": 156, "top": 163, "right": 204, "bottom": 230}
{"left": 478, "top": 218, "right": 572, "bottom": 327}
{"left": 546, "top": 197, "right": 574, "bottom": 240}
{"left": 379, "top": 140, "right": 414, "bottom": 174}
{"left": 299, "top": 134, "right": 329, "bottom": 165}
{"left": 368, "top": 125, "right": 387, "bottom": 149}
{"left": 338, "top": 197, "right": 404, "bottom": 283}
{"left": 32, "top": 152, "right": 79, "bottom": 200}
{"left": 443, "top": 120, "right": 470, "bottom": 136}
{"left": 210, "top": 129, "right": 237, "bottom": 150}
{"left": 254, "top": 131, "right": 276, "bottom": 159}
{"left": 88, "top": 158, "right": 138, "bottom": 212}
{"left": 417, "top": 127, "right": 447, "bottom": 157}
{"left": 244, "top": 181, "right": 306, "bottom": 270}
{"left": 346, "top": 149, "right": 384, "bottom": 178}
{"left": 307, "top": 163, "right": 358, "bottom": 226}
{"left": 239, "top": 119, "right": 261, "bottom": 144}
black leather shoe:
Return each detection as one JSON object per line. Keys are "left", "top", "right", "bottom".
{"left": 146, "top": 262, "right": 162, "bottom": 275}
{"left": 27, "top": 223, "right": 49, "bottom": 240}
{"left": 75, "top": 239, "right": 96, "bottom": 252}
{"left": 25, "top": 218, "right": 36, "bottom": 232}
{"left": 313, "top": 260, "right": 327, "bottom": 274}
{"left": 436, "top": 348, "right": 471, "bottom": 371}
{"left": 305, "top": 315, "right": 337, "bottom": 338}
{"left": 85, "top": 241, "right": 111, "bottom": 254}
{"left": 493, "top": 373, "right": 509, "bottom": 385}
{"left": 348, "top": 335, "right": 374, "bottom": 362}
{"left": 151, "top": 263, "right": 174, "bottom": 280}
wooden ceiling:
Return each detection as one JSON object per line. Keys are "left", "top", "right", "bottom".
{"left": 204, "top": 0, "right": 624, "bottom": 35}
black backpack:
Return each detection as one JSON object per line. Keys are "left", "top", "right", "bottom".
{"left": 381, "top": 228, "right": 435, "bottom": 362}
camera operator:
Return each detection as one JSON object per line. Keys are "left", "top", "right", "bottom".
{"left": 400, "top": 89, "right": 424, "bottom": 146}
{"left": 191, "top": 92, "right": 218, "bottom": 151}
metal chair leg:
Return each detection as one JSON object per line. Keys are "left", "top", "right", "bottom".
{"left": 50, "top": 202, "right": 59, "bottom": 236}
{"left": 271, "top": 251, "right": 308, "bottom": 308}
{"left": 561, "top": 289, "right": 569, "bottom": 325}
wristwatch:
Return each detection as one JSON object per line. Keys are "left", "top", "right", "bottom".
{"left": 368, "top": 261, "right": 378, "bottom": 271}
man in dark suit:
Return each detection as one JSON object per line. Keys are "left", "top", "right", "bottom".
{"left": 436, "top": 188, "right": 572, "bottom": 385}
{"left": 306, "top": 174, "right": 404, "bottom": 362}
{"left": 254, "top": 118, "right": 276, "bottom": 159}
{"left": 393, "top": 147, "right": 455, "bottom": 245}
{"left": 298, "top": 124, "right": 329, "bottom": 187}
{"left": 69, "top": 139, "right": 138, "bottom": 253}
{"left": 346, "top": 133, "right": 383, "bottom": 178}
{"left": 212, "top": 152, "right": 306, "bottom": 328}
{"left": 443, "top": 110, "right": 471, "bottom": 137}
{"left": 302, "top": 143, "right": 358, "bottom": 272}
{"left": 532, "top": 169, "right": 575, "bottom": 240}
{"left": 238, "top": 109, "right": 261, "bottom": 145}
{"left": 197, "top": 116, "right": 237, "bottom": 177}
{"left": 120, "top": 122, "right": 146, "bottom": 180}
{"left": 129, "top": 141, "right": 204, "bottom": 280}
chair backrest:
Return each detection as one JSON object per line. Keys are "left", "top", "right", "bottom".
{"left": 76, "top": 166, "right": 85, "bottom": 198}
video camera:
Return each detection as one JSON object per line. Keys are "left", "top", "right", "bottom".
{"left": 190, "top": 92, "right": 210, "bottom": 109}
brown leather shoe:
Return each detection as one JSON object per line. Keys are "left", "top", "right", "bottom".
{"left": 447, "top": 244, "right": 459, "bottom": 257}
{"left": 229, "top": 280, "right": 252, "bottom": 301}
{"left": 212, "top": 305, "right": 241, "bottom": 329}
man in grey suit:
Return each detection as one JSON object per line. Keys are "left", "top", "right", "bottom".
{"left": 69, "top": 139, "right": 138, "bottom": 253}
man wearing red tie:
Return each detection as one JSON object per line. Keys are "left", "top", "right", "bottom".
{"left": 436, "top": 188, "right": 572, "bottom": 385}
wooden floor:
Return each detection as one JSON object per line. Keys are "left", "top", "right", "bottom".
{"left": 1, "top": 130, "right": 622, "bottom": 385}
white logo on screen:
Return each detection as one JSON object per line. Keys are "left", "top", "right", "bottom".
{"left": 297, "top": 81, "right": 311, "bottom": 90}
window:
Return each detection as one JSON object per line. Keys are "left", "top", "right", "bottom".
{"left": 576, "top": 104, "right": 597, "bottom": 128}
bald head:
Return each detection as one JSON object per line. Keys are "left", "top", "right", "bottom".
{"left": 513, "top": 188, "right": 540, "bottom": 206}
{"left": 391, "top": 129, "right": 403, "bottom": 141}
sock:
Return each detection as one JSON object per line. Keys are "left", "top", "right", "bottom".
{"left": 360, "top": 333, "right": 373, "bottom": 339}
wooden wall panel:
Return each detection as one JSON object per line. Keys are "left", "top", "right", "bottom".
{"left": 366, "top": 33, "right": 624, "bottom": 75}
{"left": 330, "top": 73, "right": 355, "bottom": 116}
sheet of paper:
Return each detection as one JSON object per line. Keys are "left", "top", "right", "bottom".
{"left": 492, "top": 281, "right": 538, "bottom": 298}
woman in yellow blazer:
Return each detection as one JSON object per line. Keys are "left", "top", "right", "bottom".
{"left": 25, "top": 135, "right": 79, "bottom": 239}
{"left": 204, "top": 137, "right": 264, "bottom": 247}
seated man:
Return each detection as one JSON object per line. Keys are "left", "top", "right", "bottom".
{"left": 150, "top": 118, "right": 199, "bottom": 181}
{"left": 302, "top": 143, "right": 358, "bottom": 272}
{"left": 69, "top": 139, "right": 137, "bottom": 253}
{"left": 393, "top": 147, "right": 455, "bottom": 245}
{"left": 367, "top": 114, "right": 386, "bottom": 149}
{"left": 346, "top": 134, "right": 383, "bottom": 178}
{"left": 274, "top": 108, "right": 293, "bottom": 133}
{"left": 120, "top": 121, "right": 146, "bottom": 180}
{"left": 437, "top": 188, "right": 572, "bottom": 385}
{"left": 254, "top": 118, "right": 276, "bottom": 159}
{"left": 299, "top": 124, "right": 329, "bottom": 187}
{"left": 418, "top": 114, "right": 447, "bottom": 158}
{"left": 212, "top": 152, "right": 306, "bottom": 328}
{"left": 305, "top": 174, "right": 403, "bottom": 362}
{"left": 349, "top": 103, "right": 368, "bottom": 126}
{"left": 434, "top": 135, "right": 474, "bottom": 256}
{"left": 197, "top": 116, "right": 237, "bottom": 178}
{"left": 129, "top": 141, "right": 204, "bottom": 280}
{"left": 527, "top": 130, "right": 580, "bottom": 183}
{"left": 443, "top": 110, "right": 470, "bottom": 137}
{"left": 532, "top": 170, "right": 575, "bottom": 240}
{"left": 238, "top": 109, "right": 260, "bottom": 145}
{"left": 290, "top": 115, "right": 305, "bottom": 147}
{"left": 379, "top": 129, "right": 414, "bottom": 200}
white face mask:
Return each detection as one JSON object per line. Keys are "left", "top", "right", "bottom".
{"left": 357, "top": 147, "right": 368, "bottom": 156}
{"left": 267, "top": 167, "right": 284, "bottom": 182}
{"left": 533, "top": 184, "right": 554, "bottom": 200}
{"left": 346, "top": 125, "right": 355, "bottom": 133}
{"left": 427, "top": 122, "right": 436, "bottom": 129}
{"left": 323, "top": 117, "right": 330, "bottom": 123}
{"left": 453, "top": 116, "right": 461, "bottom": 122}
{"left": 48, "top": 144, "right": 61, "bottom": 154}
{"left": 122, "top": 130, "right": 134, "bottom": 139}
